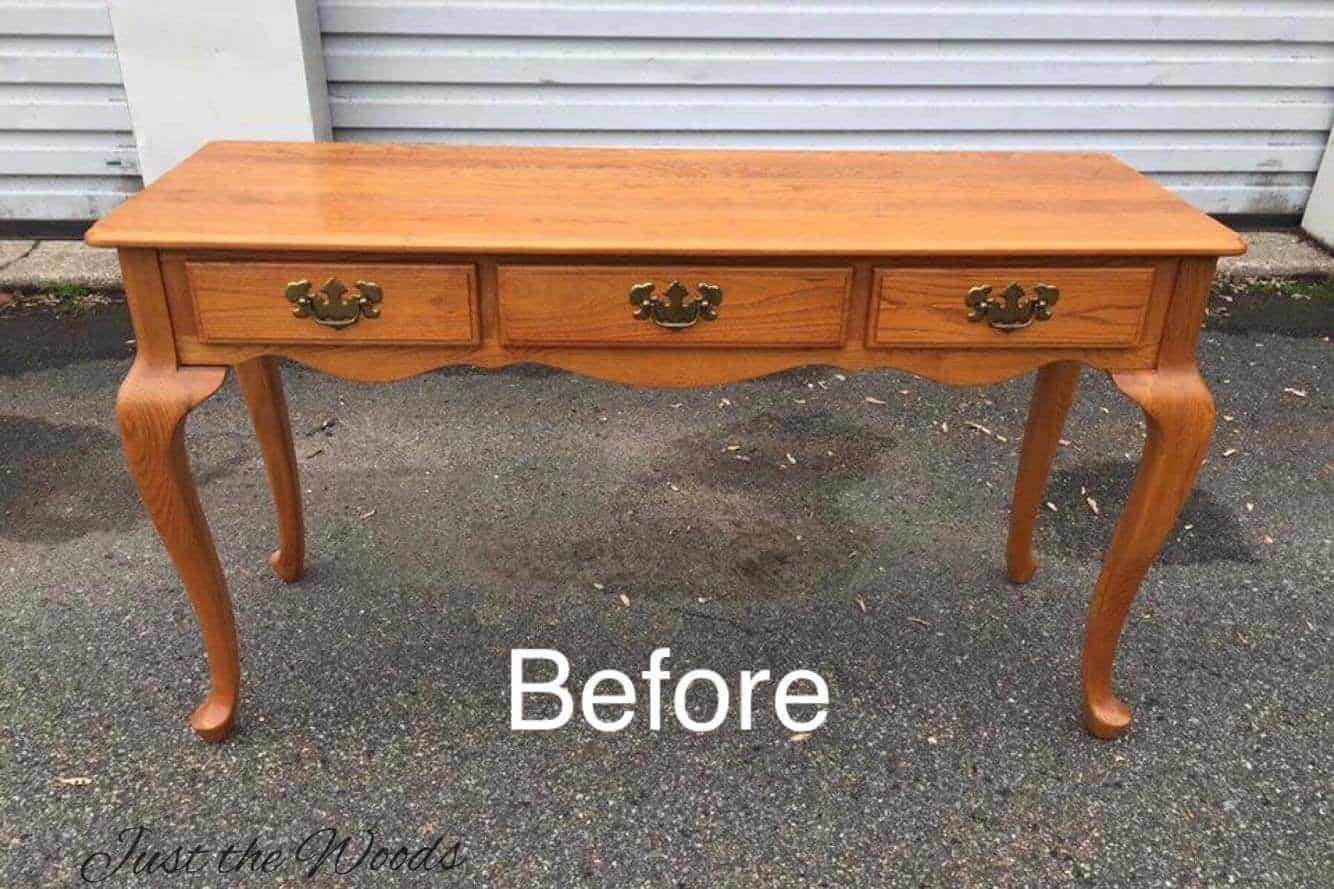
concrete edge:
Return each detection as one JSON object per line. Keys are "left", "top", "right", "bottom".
{"left": 0, "top": 241, "right": 123, "bottom": 292}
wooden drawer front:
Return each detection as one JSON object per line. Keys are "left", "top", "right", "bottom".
{"left": 870, "top": 266, "right": 1156, "bottom": 348}
{"left": 498, "top": 265, "right": 851, "bottom": 347}
{"left": 185, "top": 261, "right": 478, "bottom": 345}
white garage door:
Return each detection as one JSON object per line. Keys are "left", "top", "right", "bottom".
{"left": 0, "top": 1, "right": 141, "bottom": 221}
{"left": 319, "top": 0, "right": 1334, "bottom": 215}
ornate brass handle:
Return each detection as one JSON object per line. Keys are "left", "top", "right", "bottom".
{"left": 965, "top": 282, "right": 1059, "bottom": 332}
{"left": 285, "top": 277, "right": 382, "bottom": 329}
{"left": 629, "top": 280, "right": 723, "bottom": 330}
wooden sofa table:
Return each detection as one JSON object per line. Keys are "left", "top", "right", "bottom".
{"left": 86, "top": 142, "right": 1244, "bottom": 742}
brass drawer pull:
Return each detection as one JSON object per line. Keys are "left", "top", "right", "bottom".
{"left": 629, "top": 280, "right": 723, "bottom": 330}
{"left": 965, "top": 282, "right": 1059, "bottom": 332}
{"left": 285, "top": 277, "right": 383, "bottom": 329}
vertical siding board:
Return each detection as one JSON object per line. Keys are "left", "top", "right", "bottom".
{"left": 318, "top": 1, "right": 1334, "bottom": 215}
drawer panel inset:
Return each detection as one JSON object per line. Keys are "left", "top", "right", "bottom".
{"left": 185, "top": 261, "right": 478, "bottom": 345}
{"left": 870, "top": 266, "right": 1156, "bottom": 348}
{"left": 498, "top": 265, "right": 851, "bottom": 348}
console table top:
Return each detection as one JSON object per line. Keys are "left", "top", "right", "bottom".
{"left": 87, "top": 142, "right": 1244, "bottom": 258}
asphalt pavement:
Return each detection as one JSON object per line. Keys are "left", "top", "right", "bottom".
{"left": 0, "top": 285, "right": 1330, "bottom": 887}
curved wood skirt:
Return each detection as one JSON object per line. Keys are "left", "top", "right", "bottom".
{"left": 161, "top": 252, "right": 1178, "bottom": 387}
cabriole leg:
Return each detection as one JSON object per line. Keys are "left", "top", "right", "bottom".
{"left": 116, "top": 358, "right": 237, "bottom": 741}
{"left": 235, "top": 357, "right": 305, "bottom": 582}
{"left": 1007, "top": 361, "right": 1081, "bottom": 584}
{"left": 1082, "top": 367, "right": 1214, "bottom": 739}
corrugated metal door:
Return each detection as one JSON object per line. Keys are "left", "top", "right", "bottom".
{"left": 319, "top": 0, "right": 1334, "bottom": 215}
{"left": 1, "top": 1, "right": 140, "bottom": 220}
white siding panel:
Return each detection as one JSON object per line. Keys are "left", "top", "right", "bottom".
{"left": 329, "top": 85, "right": 1334, "bottom": 133}
{"left": 0, "top": 131, "right": 140, "bottom": 175}
{"left": 1159, "top": 174, "right": 1318, "bottom": 215}
{"left": 319, "top": 2, "right": 1334, "bottom": 42}
{"left": 334, "top": 128, "right": 1328, "bottom": 173}
{"left": 0, "top": 2, "right": 114, "bottom": 37}
{"left": 0, "top": 174, "right": 140, "bottom": 220}
{"left": 0, "top": 84, "right": 134, "bottom": 130}
{"left": 0, "top": 37, "right": 124, "bottom": 84}
{"left": 325, "top": 38, "right": 1334, "bottom": 88}
{"left": 321, "top": 1, "right": 1334, "bottom": 215}
{"left": 1, "top": 2, "right": 141, "bottom": 220}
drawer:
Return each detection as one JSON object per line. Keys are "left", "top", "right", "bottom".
{"left": 498, "top": 265, "right": 851, "bottom": 347}
{"left": 869, "top": 266, "right": 1156, "bottom": 348}
{"left": 184, "top": 261, "right": 478, "bottom": 345}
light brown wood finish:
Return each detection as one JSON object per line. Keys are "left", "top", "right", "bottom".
{"left": 1084, "top": 368, "right": 1213, "bottom": 738}
{"left": 85, "top": 143, "right": 1245, "bottom": 258}
{"left": 186, "top": 261, "right": 477, "bottom": 345}
{"left": 1080, "top": 256, "right": 1218, "bottom": 739}
{"left": 115, "top": 250, "right": 238, "bottom": 741}
{"left": 118, "top": 361, "right": 236, "bottom": 741}
{"left": 92, "top": 146, "right": 1241, "bottom": 743}
{"left": 498, "top": 265, "right": 851, "bottom": 347}
{"left": 235, "top": 357, "right": 304, "bottom": 583}
{"left": 157, "top": 253, "right": 1182, "bottom": 388}
{"left": 1007, "top": 361, "right": 1081, "bottom": 584}
{"left": 871, "top": 267, "right": 1155, "bottom": 347}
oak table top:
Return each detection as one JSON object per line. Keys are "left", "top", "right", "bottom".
{"left": 92, "top": 142, "right": 1241, "bottom": 744}
{"left": 86, "top": 142, "right": 1244, "bottom": 258}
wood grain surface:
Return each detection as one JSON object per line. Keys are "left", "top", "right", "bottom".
{"left": 235, "top": 357, "right": 305, "bottom": 583}
{"left": 870, "top": 266, "right": 1156, "bottom": 348}
{"left": 498, "top": 265, "right": 850, "bottom": 347}
{"left": 1085, "top": 366, "right": 1214, "bottom": 738}
{"left": 1078, "top": 255, "right": 1219, "bottom": 739}
{"left": 1007, "top": 361, "right": 1081, "bottom": 584}
{"left": 186, "top": 261, "right": 477, "bottom": 345}
{"left": 157, "top": 253, "right": 1181, "bottom": 387}
{"left": 85, "top": 142, "right": 1246, "bottom": 258}
{"left": 153, "top": 250, "right": 1179, "bottom": 387}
